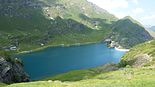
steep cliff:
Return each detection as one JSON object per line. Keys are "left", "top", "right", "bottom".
{"left": 0, "top": 54, "right": 29, "bottom": 83}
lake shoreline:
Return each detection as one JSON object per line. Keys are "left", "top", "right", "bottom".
{"left": 18, "top": 42, "right": 126, "bottom": 80}
{"left": 18, "top": 42, "right": 100, "bottom": 54}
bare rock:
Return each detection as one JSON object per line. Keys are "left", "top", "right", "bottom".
{"left": 0, "top": 56, "right": 30, "bottom": 83}
{"left": 132, "top": 54, "right": 152, "bottom": 67}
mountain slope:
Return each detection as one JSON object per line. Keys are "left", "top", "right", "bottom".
{"left": 41, "top": 0, "right": 117, "bottom": 21}
{"left": 0, "top": 0, "right": 116, "bottom": 52}
{"left": 108, "top": 16, "right": 153, "bottom": 48}
{"left": 146, "top": 29, "right": 155, "bottom": 38}
{"left": 0, "top": 0, "right": 153, "bottom": 51}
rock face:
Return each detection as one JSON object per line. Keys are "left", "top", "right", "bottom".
{"left": 0, "top": 56, "right": 29, "bottom": 83}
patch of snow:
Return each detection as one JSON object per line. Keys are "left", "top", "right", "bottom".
{"left": 114, "top": 47, "right": 130, "bottom": 52}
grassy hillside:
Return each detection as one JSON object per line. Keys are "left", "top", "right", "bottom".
{"left": 6, "top": 66, "right": 155, "bottom": 87}
{"left": 0, "top": 83, "right": 7, "bottom": 87}
{"left": 119, "top": 40, "right": 155, "bottom": 67}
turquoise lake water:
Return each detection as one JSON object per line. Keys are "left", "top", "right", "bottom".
{"left": 17, "top": 43, "right": 126, "bottom": 80}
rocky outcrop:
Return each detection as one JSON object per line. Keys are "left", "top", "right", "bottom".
{"left": 132, "top": 54, "right": 152, "bottom": 67}
{"left": 0, "top": 56, "right": 29, "bottom": 83}
{"left": 104, "top": 39, "right": 119, "bottom": 48}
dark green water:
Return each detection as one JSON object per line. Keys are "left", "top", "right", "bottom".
{"left": 17, "top": 43, "right": 126, "bottom": 80}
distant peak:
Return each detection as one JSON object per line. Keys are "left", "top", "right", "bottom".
{"left": 121, "top": 16, "right": 143, "bottom": 25}
{"left": 123, "top": 16, "right": 134, "bottom": 20}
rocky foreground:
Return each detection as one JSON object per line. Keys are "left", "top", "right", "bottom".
{"left": 0, "top": 55, "right": 29, "bottom": 83}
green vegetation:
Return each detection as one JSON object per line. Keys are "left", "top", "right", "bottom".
{"left": 6, "top": 67, "right": 155, "bottom": 87}
{"left": 110, "top": 16, "right": 152, "bottom": 48}
{"left": 6, "top": 40, "right": 155, "bottom": 87}
{"left": 44, "top": 63, "right": 118, "bottom": 81}
{"left": 0, "top": 0, "right": 154, "bottom": 86}
{"left": 0, "top": 0, "right": 115, "bottom": 52}
{"left": 0, "top": 51, "right": 15, "bottom": 64}
{"left": 120, "top": 40, "right": 155, "bottom": 67}
{"left": 0, "top": 0, "right": 152, "bottom": 52}
{"left": 0, "top": 83, "right": 7, "bottom": 87}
